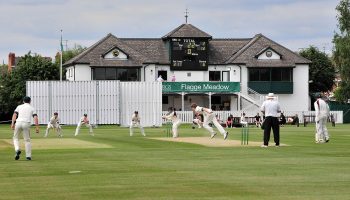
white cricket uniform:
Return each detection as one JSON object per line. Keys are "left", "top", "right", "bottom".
{"left": 163, "top": 111, "right": 182, "bottom": 138}
{"left": 314, "top": 98, "right": 330, "bottom": 143}
{"left": 240, "top": 116, "right": 248, "bottom": 127}
{"left": 13, "top": 103, "right": 36, "bottom": 158}
{"left": 130, "top": 114, "right": 145, "bottom": 136}
{"left": 193, "top": 118, "right": 203, "bottom": 128}
{"left": 194, "top": 106, "right": 226, "bottom": 137}
{"left": 45, "top": 116, "right": 62, "bottom": 137}
{"left": 75, "top": 116, "right": 93, "bottom": 136}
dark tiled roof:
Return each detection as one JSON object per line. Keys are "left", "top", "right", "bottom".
{"left": 209, "top": 39, "right": 251, "bottom": 64}
{"left": 64, "top": 34, "right": 149, "bottom": 67}
{"left": 121, "top": 39, "right": 169, "bottom": 64}
{"left": 64, "top": 27, "right": 310, "bottom": 68}
{"left": 227, "top": 34, "right": 311, "bottom": 67}
{"left": 162, "top": 24, "right": 212, "bottom": 39}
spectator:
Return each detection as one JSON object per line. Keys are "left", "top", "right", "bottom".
{"left": 279, "top": 113, "right": 286, "bottom": 127}
{"left": 226, "top": 115, "right": 233, "bottom": 128}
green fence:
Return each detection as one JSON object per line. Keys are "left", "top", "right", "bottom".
{"left": 329, "top": 101, "right": 350, "bottom": 123}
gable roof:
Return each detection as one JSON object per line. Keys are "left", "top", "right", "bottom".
{"left": 64, "top": 34, "right": 150, "bottom": 67}
{"left": 162, "top": 24, "right": 212, "bottom": 39}
{"left": 64, "top": 25, "right": 310, "bottom": 68}
{"left": 226, "top": 34, "right": 311, "bottom": 67}
{"left": 254, "top": 46, "right": 282, "bottom": 58}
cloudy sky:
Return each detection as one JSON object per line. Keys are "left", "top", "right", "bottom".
{"left": 0, "top": 0, "right": 340, "bottom": 64}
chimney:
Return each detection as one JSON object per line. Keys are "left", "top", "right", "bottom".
{"left": 8, "top": 52, "right": 15, "bottom": 73}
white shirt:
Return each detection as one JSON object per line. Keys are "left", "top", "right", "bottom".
{"left": 14, "top": 103, "right": 36, "bottom": 123}
{"left": 131, "top": 114, "right": 140, "bottom": 123}
{"left": 260, "top": 99, "right": 281, "bottom": 117}
{"left": 163, "top": 111, "right": 181, "bottom": 123}
{"left": 49, "top": 116, "right": 60, "bottom": 124}
{"left": 240, "top": 116, "right": 247, "bottom": 123}
{"left": 314, "top": 98, "right": 330, "bottom": 120}
{"left": 195, "top": 106, "right": 213, "bottom": 117}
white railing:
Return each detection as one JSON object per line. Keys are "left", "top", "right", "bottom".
{"left": 240, "top": 88, "right": 265, "bottom": 111}
{"left": 162, "top": 110, "right": 343, "bottom": 124}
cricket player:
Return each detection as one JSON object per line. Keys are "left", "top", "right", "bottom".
{"left": 75, "top": 114, "right": 93, "bottom": 136}
{"left": 130, "top": 111, "right": 145, "bottom": 136}
{"left": 45, "top": 112, "right": 62, "bottom": 137}
{"left": 190, "top": 103, "right": 229, "bottom": 140}
{"left": 162, "top": 108, "right": 181, "bottom": 138}
{"left": 192, "top": 113, "right": 203, "bottom": 129}
{"left": 314, "top": 94, "right": 330, "bottom": 143}
{"left": 11, "top": 96, "right": 39, "bottom": 161}
{"left": 240, "top": 112, "right": 248, "bottom": 127}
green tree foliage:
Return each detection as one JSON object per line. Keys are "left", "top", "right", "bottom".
{"left": 0, "top": 52, "right": 59, "bottom": 118}
{"left": 299, "top": 46, "right": 335, "bottom": 93}
{"left": 55, "top": 44, "right": 86, "bottom": 65}
{"left": 333, "top": 0, "right": 350, "bottom": 102}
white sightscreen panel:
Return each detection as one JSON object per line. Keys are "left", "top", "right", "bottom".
{"left": 120, "top": 82, "right": 162, "bottom": 127}
{"left": 56, "top": 81, "right": 97, "bottom": 125}
{"left": 98, "top": 81, "right": 120, "bottom": 124}
{"left": 27, "top": 81, "right": 120, "bottom": 125}
{"left": 26, "top": 81, "right": 50, "bottom": 124}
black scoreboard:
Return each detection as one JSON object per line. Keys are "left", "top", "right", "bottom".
{"left": 170, "top": 38, "right": 209, "bottom": 71}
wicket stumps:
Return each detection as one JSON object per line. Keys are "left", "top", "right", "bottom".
{"left": 165, "top": 121, "right": 172, "bottom": 137}
{"left": 241, "top": 125, "right": 249, "bottom": 145}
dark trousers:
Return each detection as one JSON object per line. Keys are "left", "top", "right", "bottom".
{"left": 263, "top": 116, "right": 280, "bottom": 146}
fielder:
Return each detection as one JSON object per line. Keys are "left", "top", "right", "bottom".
{"left": 314, "top": 94, "right": 330, "bottom": 143}
{"left": 45, "top": 112, "right": 62, "bottom": 137}
{"left": 162, "top": 108, "right": 181, "bottom": 138}
{"left": 75, "top": 114, "right": 94, "bottom": 136}
{"left": 190, "top": 103, "right": 229, "bottom": 140}
{"left": 130, "top": 111, "right": 145, "bottom": 136}
{"left": 11, "top": 96, "right": 39, "bottom": 161}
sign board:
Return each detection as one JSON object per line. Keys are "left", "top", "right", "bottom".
{"left": 162, "top": 82, "right": 240, "bottom": 93}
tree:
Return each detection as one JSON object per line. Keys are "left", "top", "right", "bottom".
{"left": 299, "top": 46, "right": 335, "bottom": 93}
{"left": 55, "top": 44, "right": 86, "bottom": 65}
{"left": 333, "top": 0, "right": 350, "bottom": 102}
{"left": 0, "top": 52, "right": 60, "bottom": 119}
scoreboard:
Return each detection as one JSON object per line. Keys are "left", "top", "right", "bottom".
{"left": 170, "top": 38, "right": 209, "bottom": 71}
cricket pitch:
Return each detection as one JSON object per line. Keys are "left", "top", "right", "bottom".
{"left": 150, "top": 137, "right": 288, "bottom": 147}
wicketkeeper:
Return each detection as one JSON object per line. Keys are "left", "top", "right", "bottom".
{"left": 45, "top": 112, "right": 62, "bottom": 137}
{"left": 130, "top": 111, "right": 145, "bottom": 136}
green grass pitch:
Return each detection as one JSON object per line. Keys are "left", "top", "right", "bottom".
{"left": 0, "top": 123, "right": 349, "bottom": 200}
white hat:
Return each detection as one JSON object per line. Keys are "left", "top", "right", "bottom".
{"left": 266, "top": 93, "right": 275, "bottom": 99}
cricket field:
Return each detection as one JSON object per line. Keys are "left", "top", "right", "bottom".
{"left": 0, "top": 124, "right": 349, "bottom": 200}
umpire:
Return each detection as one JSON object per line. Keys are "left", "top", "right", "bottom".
{"left": 260, "top": 93, "right": 281, "bottom": 147}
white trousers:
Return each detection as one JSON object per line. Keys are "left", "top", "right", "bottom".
{"left": 13, "top": 121, "right": 32, "bottom": 158}
{"left": 130, "top": 122, "right": 145, "bottom": 136}
{"left": 75, "top": 122, "right": 93, "bottom": 136}
{"left": 315, "top": 117, "right": 329, "bottom": 142}
{"left": 172, "top": 120, "right": 181, "bottom": 138}
{"left": 45, "top": 123, "right": 62, "bottom": 137}
{"left": 203, "top": 113, "right": 226, "bottom": 136}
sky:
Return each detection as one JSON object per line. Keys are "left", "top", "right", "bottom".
{"left": 0, "top": 0, "right": 340, "bottom": 64}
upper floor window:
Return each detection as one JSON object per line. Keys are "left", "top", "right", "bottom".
{"left": 209, "top": 71, "right": 230, "bottom": 81}
{"left": 92, "top": 68, "right": 139, "bottom": 81}
{"left": 249, "top": 68, "right": 292, "bottom": 82}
